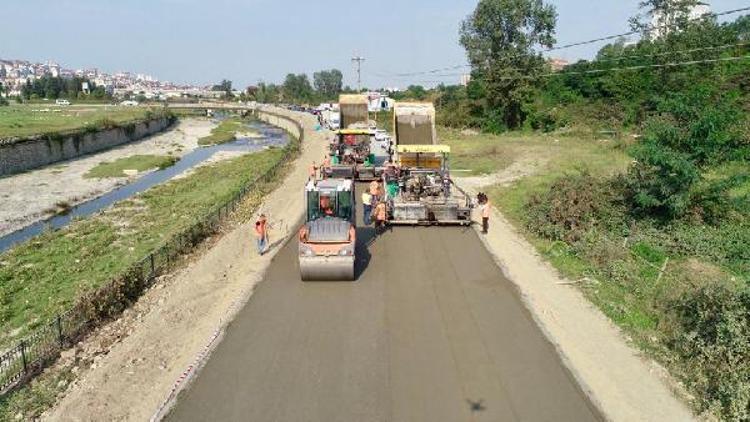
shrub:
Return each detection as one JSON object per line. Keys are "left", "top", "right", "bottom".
{"left": 666, "top": 283, "right": 750, "bottom": 420}
{"left": 525, "top": 106, "right": 569, "bottom": 132}
{"left": 626, "top": 139, "right": 701, "bottom": 218}
{"left": 526, "top": 172, "right": 626, "bottom": 242}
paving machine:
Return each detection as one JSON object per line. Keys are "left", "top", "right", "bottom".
{"left": 298, "top": 178, "right": 356, "bottom": 281}
{"left": 325, "top": 94, "right": 383, "bottom": 181}
{"left": 384, "top": 102, "right": 472, "bottom": 225}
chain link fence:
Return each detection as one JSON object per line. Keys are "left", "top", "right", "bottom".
{"left": 0, "top": 108, "right": 303, "bottom": 395}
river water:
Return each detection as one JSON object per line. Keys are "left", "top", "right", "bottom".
{"left": 0, "top": 119, "right": 289, "bottom": 254}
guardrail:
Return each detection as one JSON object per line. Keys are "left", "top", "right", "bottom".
{"left": 0, "top": 108, "right": 303, "bottom": 395}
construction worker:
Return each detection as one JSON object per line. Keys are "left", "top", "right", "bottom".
{"left": 255, "top": 214, "right": 269, "bottom": 255}
{"left": 479, "top": 195, "right": 491, "bottom": 234}
{"left": 320, "top": 195, "right": 334, "bottom": 216}
{"left": 374, "top": 200, "right": 387, "bottom": 234}
{"left": 309, "top": 161, "right": 318, "bottom": 181}
{"left": 322, "top": 155, "right": 331, "bottom": 179}
{"left": 369, "top": 180, "right": 382, "bottom": 204}
{"left": 361, "top": 190, "right": 373, "bottom": 226}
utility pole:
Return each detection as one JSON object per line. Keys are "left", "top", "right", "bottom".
{"left": 351, "top": 55, "right": 365, "bottom": 92}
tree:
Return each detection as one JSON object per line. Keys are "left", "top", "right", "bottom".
{"left": 212, "top": 79, "right": 233, "bottom": 97}
{"left": 282, "top": 73, "right": 313, "bottom": 103}
{"left": 629, "top": 0, "right": 703, "bottom": 37}
{"left": 254, "top": 82, "right": 281, "bottom": 104}
{"left": 459, "top": 0, "right": 557, "bottom": 130}
{"left": 0, "top": 82, "right": 8, "bottom": 106}
{"left": 313, "top": 69, "right": 343, "bottom": 100}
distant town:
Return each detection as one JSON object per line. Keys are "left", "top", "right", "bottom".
{"left": 0, "top": 58, "right": 217, "bottom": 100}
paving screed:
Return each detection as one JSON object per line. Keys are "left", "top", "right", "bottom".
{"left": 166, "top": 184, "right": 601, "bottom": 422}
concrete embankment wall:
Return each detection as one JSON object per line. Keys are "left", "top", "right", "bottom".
{"left": 255, "top": 109, "right": 303, "bottom": 141}
{"left": 0, "top": 117, "right": 175, "bottom": 177}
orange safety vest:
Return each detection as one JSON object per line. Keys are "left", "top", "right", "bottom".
{"left": 369, "top": 181, "right": 379, "bottom": 196}
{"left": 375, "top": 203, "right": 387, "bottom": 221}
{"left": 255, "top": 220, "right": 267, "bottom": 238}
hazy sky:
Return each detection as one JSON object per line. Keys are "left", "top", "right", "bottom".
{"left": 1, "top": 0, "right": 747, "bottom": 89}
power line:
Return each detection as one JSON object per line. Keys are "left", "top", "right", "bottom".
{"left": 376, "top": 5, "right": 750, "bottom": 78}
{"left": 579, "top": 41, "right": 750, "bottom": 65}
{"left": 390, "top": 41, "right": 750, "bottom": 80}
{"left": 472, "top": 54, "right": 750, "bottom": 82}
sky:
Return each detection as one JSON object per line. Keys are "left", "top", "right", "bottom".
{"left": 1, "top": 0, "right": 747, "bottom": 89}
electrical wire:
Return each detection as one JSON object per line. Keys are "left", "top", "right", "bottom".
{"left": 390, "top": 41, "right": 750, "bottom": 80}
{"left": 375, "top": 6, "right": 750, "bottom": 78}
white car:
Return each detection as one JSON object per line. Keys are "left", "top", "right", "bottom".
{"left": 120, "top": 100, "right": 139, "bottom": 107}
{"left": 55, "top": 99, "right": 71, "bottom": 106}
{"left": 374, "top": 129, "right": 389, "bottom": 141}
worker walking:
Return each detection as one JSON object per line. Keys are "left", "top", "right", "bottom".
{"left": 255, "top": 214, "right": 269, "bottom": 255}
{"left": 361, "top": 190, "right": 373, "bottom": 226}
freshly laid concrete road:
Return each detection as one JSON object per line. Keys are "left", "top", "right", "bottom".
{"left": 166, "top": 203, "right": 601, "bottom": 422}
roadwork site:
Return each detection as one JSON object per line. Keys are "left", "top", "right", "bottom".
{"left": 41, "top": 108, "right": 691, "bottom": 422}
{"left": 166, "top": 221, "right": 600, "bottom": 421}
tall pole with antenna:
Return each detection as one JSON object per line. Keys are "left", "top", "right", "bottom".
{"left": 352, "top": 55, "right": 365, "bottom": 92}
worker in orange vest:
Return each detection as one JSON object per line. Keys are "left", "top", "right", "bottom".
{"left": 255, "top": 214, "right": 269, "bottom": 255}
{"left": 309, "top": 161, "right": 318, "bottom": 181}
{"left": 374, "top": 200, "right": 387, "bottom": 234}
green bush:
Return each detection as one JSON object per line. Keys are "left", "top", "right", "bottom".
{"left": 666, "top": 283, "right": 750, "bottom": 420}
{"left": 627, "top": 139, "right": 701, "bottom": 218}
{"left": 525, "top": 172, "right": 626, "bottom": 242}
{"left": 525, "top": 106, "right": 569, "bottom": 132}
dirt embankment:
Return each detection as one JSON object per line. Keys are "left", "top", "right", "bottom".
{"left": 41, "top": 109, "right": 327, "bottom": 421}
{"left": 456, "top": 167, "right": 694, "bottom": 421}
{"left": 0, "top": 119, "right": 215, "bottom": 237}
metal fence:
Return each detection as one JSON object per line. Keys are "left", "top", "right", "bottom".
{"left": 0, "top": 109, "right": 303, "bottom": 395}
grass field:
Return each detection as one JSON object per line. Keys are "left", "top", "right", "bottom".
{"left": 441, "top": 127, "right": 632, "bottom": 178}
{"left": 0, "top": 105, "right": 159, "bottom": 139}
{"left": 0, "top": 147, "right": 286, "bottom": 348}
{"left": 84, "top": 155, "right": 178, "bottom": 178}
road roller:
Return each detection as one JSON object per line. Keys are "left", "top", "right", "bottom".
{"left": 298, "top": 178, "right": 356, "bottom": 281}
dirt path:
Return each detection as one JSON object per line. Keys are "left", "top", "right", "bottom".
{"left": 456, "top": 176, "right": 694, "bottom": 421}
{"left": 42, "top": 109, "right": 328, "bottom": 421}
{"left": 0, "top": 119, "right": 215, "bottom": 237}
{"left": 459, "top": 156, "right": 548, "bottom": 189}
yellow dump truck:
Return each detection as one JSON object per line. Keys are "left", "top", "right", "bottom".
{"left": 385, "top": 102, "right": 472, "bottom": 225}
{"left": 338, "top": 94, "right": 370, "bottom": 129}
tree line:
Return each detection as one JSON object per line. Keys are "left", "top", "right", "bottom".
{"left": 20, "top": 75, "right": 109, "bottom": 101}
{"left": 243, "top": 68, "right": 347, "bottom": 104}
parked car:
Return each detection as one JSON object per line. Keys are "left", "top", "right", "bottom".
{"left": 120, "top": 100, "right": 139, "bottom": 107}
{"left": 55, "top": 99, "right": 71, "bottom": 106}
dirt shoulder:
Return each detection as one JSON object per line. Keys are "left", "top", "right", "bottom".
{"left": 42, "top": 109, "right": 327, "bottom": 421}
{"left": 457, "top": 172, "right": 694, "bottom": 421}
{"left": 0, "top": 119, "right": 215, "bottom": 237}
